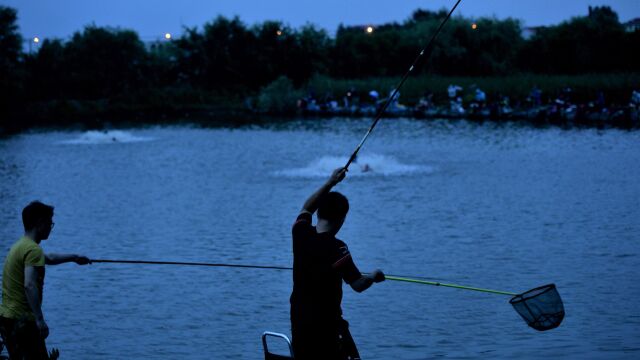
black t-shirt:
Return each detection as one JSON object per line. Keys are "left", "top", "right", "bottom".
{"left": 290, "top": 212, "right": 362, "bottom": 325}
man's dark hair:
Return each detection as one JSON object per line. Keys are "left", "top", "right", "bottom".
{"left": 317, "top": 192, "right": 349, "bottom": 222}
{"left": 22, "top": 201, "right": 54, "bottom": 231}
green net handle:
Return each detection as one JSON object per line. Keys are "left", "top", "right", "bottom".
{"left": 385, "top": 275, "right": 517, "bottom": 296}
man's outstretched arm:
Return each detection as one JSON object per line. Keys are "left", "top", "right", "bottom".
{"left": 301, "top": 167, "right": 347, "bottom": 214}
{"left": 45, "top": 253, "right": 91, "bottom": 265}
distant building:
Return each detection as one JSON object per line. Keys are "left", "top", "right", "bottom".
{"left": 337, "top": 23, "right": 401, "bottom": 35}
{"left": 521, "top": 26, "right": 545, "bottom": 40}
{"left": 623, "top": 18, "right": 640, "bottom": 33}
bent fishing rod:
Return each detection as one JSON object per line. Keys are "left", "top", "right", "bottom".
{"left": 344, "top": 0, "right": 463, "bottom": 169}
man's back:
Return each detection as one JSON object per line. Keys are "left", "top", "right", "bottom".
{"left": 289, "top": 169, "right": 384, "bottom": 359}
{"left": 0, "top": 237, "right": 45, "bottom": 321}
{"left": 290, "top": 213, "right": 361, "bottom": 324}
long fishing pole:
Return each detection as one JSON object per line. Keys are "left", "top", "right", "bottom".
{"left": 344, "top": 0, "right": 463, "bottom": 169}
{"left": 91, "top": 258, "right": 513, "bottom": 295}
{"left": 91, "top": 259, "right": 292, "bottom": 271}
{"left": 385, "top": 275, "right": 516, "bottom": 296}
{"left": 92, "top": 258, "right": 564, "bottom": 331}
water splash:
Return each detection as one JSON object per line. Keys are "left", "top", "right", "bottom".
{"left": 58, "top": 130, "right": 153, "bottom": 145}
{"left": 276, "top": 154, "right": 433, "bottom": 177}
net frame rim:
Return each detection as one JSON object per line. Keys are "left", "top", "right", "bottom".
{"left": 508, "top": 283, "right": 557, "bottom": 304}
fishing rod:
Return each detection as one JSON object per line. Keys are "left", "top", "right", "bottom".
{"left": 92, "top": 258, "right": 565, "bottom": 331}
{"left": 91, "top": 259, "right": 444, "bottom": 282}
{"left": 91, "top": 259, "right": 292, "bottom": 271}
{"left": 344, "top": 0, "right": 463, "bottom": 169}
{"left": 385, "top": 275, "right": 515, "bottom": 296}
{"left": 333, "top": 0, "right": 563, "bottom": 332}
{"left": 91, "top": 259, "right": 508, "bottom": 294}
{"left": 91, "top": 259, "right": 510, "bottom": 295}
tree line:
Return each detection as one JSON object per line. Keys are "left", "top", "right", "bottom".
{"left": 1, "top": 5, "right": 638, "bottom": 131}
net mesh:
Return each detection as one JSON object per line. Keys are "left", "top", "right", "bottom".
{"left": 509, "top": 284, "right": 564, "bottom": 331}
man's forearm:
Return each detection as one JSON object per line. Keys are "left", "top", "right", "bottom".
{"left": 350, "top": 275, "right": 375, "bottom": 293}
{"left": 301, "top": 168, "right": 346, "bottom": 213}
{"left": 45, "top": 253, "right": 78, "bottom": 265}
{"left": 25, "top": 282, "right": 44, "bottom": 321}
{"left": 350, "top": 270, "right": 385, "bottom": 293}
{"left": 302, "top": 179, "right": 335, "bottom": 214}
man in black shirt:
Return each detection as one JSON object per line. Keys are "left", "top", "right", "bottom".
{"left": 291, "top": 167, "right": 385, "bottom": 360}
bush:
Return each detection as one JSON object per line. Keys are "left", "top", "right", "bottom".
{"left": 256, "top": 76, "right": 303, "bottom": 114}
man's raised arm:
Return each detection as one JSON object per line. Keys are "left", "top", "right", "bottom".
{"left": 301, "top": 167, "right": 347, "bottom": 215}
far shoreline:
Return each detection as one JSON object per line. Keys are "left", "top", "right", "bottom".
{"left": 3, "top": 73, "right": 639, "bottom": 135}
{"left": 3, "top": 106, "right": 638, "bottom": 138}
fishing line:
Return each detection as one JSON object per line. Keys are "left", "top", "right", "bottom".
{"left": 337, "top": 0, "right": 563, "bottom": 332}
{"left": 344, "top": 0, "right": 463, "bottom": 169}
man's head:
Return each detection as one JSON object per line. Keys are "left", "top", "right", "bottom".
{"left": 317, "top": 192, "right": 349, "bottom": 235}
{"left": 22, "top": 201, "right": 55, "bottom": 241}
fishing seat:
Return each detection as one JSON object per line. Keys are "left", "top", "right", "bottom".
{"left": 0, "top": 338, "right": 6, "bottom": 360}
{"left": 262, "top": 331, "right": 293, "bottom": 360}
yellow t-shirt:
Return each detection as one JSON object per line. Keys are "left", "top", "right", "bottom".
{"left": 0, "top": 236, "right": 46, "bottom": 320}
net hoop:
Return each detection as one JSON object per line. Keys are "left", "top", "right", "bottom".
{"left": 509, "top": 283, "right": 564, "bottom": 331}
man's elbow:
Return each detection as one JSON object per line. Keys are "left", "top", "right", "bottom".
{"left": 24, "top": 282, "right": 38, "bottom": 292}
{"left": 44, "top": 254, "right": 58, "bottom": 265}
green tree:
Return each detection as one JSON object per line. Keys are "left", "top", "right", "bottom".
{"left": 285, "top": 25, "right": 331, "bottom": 85}
{"left": 24, "top": 39, "right": 66, "bottom": 100}
{"left": 0, "top": 6, "right": 23, "bottom": 131}
{"left": 517, "top": 6, "right": 629, "bottom": 73}
{"left": 173, "top": 16, "right": 257, "bottom": 92}
{"left": 256, "top": 76, "right": 303, "bottom": 113}
{"left": 62, "top": 26, "right": 148, "bottom": 98}
{"left": 251, "top": 21, "right": 292, "bottom": 86}
{"left": 331, "top": 24, "right": 401, "bottom": 78}
{"left": 331, "top": 10, "right": 523, "bottom": 78}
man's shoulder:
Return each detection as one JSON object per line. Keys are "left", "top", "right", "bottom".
{"left": 316, "top": 235, "right": 349, "bottom": 254}
{"left": 294, "top": 212, "right": 313, "bottom": 224}
{"left": 292, "top": 213, "right": 315, "bottom": 239}
{"left": 333, "top": 237, "right": 348, "bottom": 248}
{"left": 15, "top": 237, "right": 43, "bottom": 253}
{"left": 9, "top": 237, "right": 44, "bottom": 265}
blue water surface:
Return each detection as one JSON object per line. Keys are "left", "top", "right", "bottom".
{"left": 0, "top": 119, "right": 639, "bottom": 359}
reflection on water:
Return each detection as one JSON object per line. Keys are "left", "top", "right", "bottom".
{"left": 0, "top": 120, "right": 639, "bottom": 359}
{"left": 275, "top": 153, "right": 433, "bottom": 177}
{"left": 57, "top": 130, "right": 154, "bottom": 144}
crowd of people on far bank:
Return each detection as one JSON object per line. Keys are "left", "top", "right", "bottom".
{"left": 295, "top": 85, "right": 640, "bottom": 128}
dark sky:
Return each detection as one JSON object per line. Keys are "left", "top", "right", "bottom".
{"left": 5, "top": 0, "right": 639, "bottom": 41}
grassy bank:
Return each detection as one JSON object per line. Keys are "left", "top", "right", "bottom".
{"left": 2, "top": 87, "right": 250, "bottom": 134}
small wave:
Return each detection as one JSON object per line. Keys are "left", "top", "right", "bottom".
{"left": 276, "top": 154, "right": 433, "bottom": 177}
{"left": 58, "top": 130, "right": 153, "bottom": 144}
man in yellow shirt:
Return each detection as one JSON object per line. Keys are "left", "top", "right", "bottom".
{"left": 0, "top": 201, "right": 90, "bottom": 359}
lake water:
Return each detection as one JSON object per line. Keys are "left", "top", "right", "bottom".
{"left": 1, "top": 119, "right": 639, "bottom": 359}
